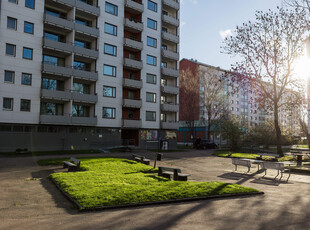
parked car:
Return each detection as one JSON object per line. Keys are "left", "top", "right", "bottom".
{"left": 197, "top": 140, "right": 218, "bottom": 149}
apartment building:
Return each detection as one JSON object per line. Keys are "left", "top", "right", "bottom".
{"left": 178, "top": 58, "right": 301, "bottom": 144}
{"left": 0, "top": 0, "right": 180, "bottom": 152}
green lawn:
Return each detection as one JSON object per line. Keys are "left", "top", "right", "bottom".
{"left": 47, "top": 157, "right": 259, "bottom": 209}
{"left": 213, "top": 150, "right": 294, "bottom": 162}
{"left": 2, "top": 149, "right": 102, "bottom": 157}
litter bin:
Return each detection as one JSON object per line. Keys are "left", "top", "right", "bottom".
{"left": 156, "top": 153, "right": 163, "bottom": 161}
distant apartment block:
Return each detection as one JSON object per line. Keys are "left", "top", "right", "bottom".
{"left": 0, "top": 0, "right": 180, "bottom": 152}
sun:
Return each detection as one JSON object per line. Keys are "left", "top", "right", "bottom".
{"left": 292, "top": 50, "right": 310, "bottom": 80}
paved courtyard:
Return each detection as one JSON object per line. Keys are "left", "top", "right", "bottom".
{"left": 1, "top": 149, "right": 310, "bottom": 230}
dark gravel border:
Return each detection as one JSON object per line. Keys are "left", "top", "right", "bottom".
{"left": 50, "top": 177, "right": 264, "bottom": 212}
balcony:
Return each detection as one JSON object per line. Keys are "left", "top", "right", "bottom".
{"left": 42, "top": 63, "right": 72, "bottom": 77}
{"left": 162, "top": 49, "right": 179, "bottom": 61}
{"left": 76, "top": 0, "right": 100, "bottom": 16}
{"left": 162, "top": 0, "right": 180, "bottom": 10}
{"left": 43, "top": 38, "right": 73, "bottom": 53}
{"left": 71, "top": 116, "right": 97, "bottom": 126}
{"left": 125, "top": 0, "right": 144, "bottom": 14}
{"left": 122, "top": 119, "right": 142, "bottom": 128}
{"left": 161, "top": 121, "right": 179, "bottom": 130}
{"left": 124, "top": 58, "right": 143, "bottom": 70}
{"left": 123, "top": 78, "right": 143, "bottom": 89}
{"left": 40, "top": 114, "right": 71, "bottom": 125}
{"left": 124, "top": 38, "right": 143, "bottom": 51}
{"left": 124, "top": 18, "right": 144, "bottom": 32}
{"left": 46, "top": 0, "right": 75, "bottom": 7}
{"left": 162, "top": 14, "right": 179, "bottom": 27}
{"left": 41, "top": 89, "right": 71, "bottom": 101}
{"left": 123, "top": 98, "right": 142, "bottom": 108}
{"left": 71, "top": 92, "right": 98, "bottom": 103}
{"left": 72, "top": 69, "right": 98, "bottom": 81}
{"left": 161, "top": 67, "right": 179, "bottom": 78}
{"left": 161, "top": 103, "right": 179, "bottom": 112}
{"left": 74, "top": 23, "right": 99, "bottom": 37}
{"left": 162, "top": 31, "right": 179, "bottom": 44}
{"left": 44, "top": 14, "right": 74, "bottom": 31}
{"left": 73, "top": 46, "right": 99, "bottom": 59}
{"left": 161, "top": 85, "right": 179, "bottom": 95}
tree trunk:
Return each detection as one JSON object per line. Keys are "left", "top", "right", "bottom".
{"left": 207, "top": 111, "right": 211, "bottom": 140}
{"left": 274, "top": 104, "right": 283, "bottom": 157}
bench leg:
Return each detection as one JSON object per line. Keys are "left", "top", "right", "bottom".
{"left": 274, "top": 170, "right": 280, "bottom": 179}
{"left": 279, "top": 171, "right": 283, "bottom": 181}
{"left": 247, "top": 167, "right": 250, "bottom": 173}
{"left": 235, "top": 165, "right": 237, "bottom": 171}
{"left": 263, "top": 169, "right": 267, "bottom": 177}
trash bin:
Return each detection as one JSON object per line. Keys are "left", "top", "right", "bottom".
{"left": 156, "top": 153, "right": 163, "bottom": 161}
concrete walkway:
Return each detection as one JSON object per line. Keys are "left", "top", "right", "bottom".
{"left": 1, "top": 150, "right": 310, "bottom": 230}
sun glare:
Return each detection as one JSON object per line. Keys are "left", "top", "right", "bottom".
{"left": 292, "top": 50, "right": 310, "bottom": 80}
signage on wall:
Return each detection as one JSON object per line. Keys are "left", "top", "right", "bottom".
{"left": 166, "top": 131, "right": 177, "bottom": 140}
{"left": 140, "top": 130, "right": 158, "bottom": 140}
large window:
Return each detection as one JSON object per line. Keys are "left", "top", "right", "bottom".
{"left": 103, "top": 86, "right": 116, "bottom": 98}
{"left": 148, "top": 0, "right": 157, "bottom": 12}
{"left": 42, "top": 78, "right": 64, "bottom": 90}
{"left": 146, "top": 73, "right": 156, "bottom": 84}
{"left": 4, "top": 71, "right": 15, "bottom": 83}
{"left": 72, "top": 104, "right": 90, "bottom": 117}
{"left": 25, "top": 0, "right": 35, "bottom": 9}
{"left": 6, "top": 43, "right": 16, "bottom": 56}
{"left": 147, "top": 37, "right": 157, "bottom": 48}
{"left": 105, "top": 2, "right": 118, "bottom": 16}
{"left": 104, "top": 23, "right": 117, "bottom": 36}
{"left": 146, "top": 111, "right": 156, "bottom": 121}
{"left": 147, "top": 18, "right": 157, "bottom": 30}
{"left": 44, "top": 32, "right": 65, "bottom": 42}
{"left": 73, "top": 82, "right": 90, "bottom": 94}
{"left": 21, "top": 73, "right": 32, "bottom": 85}
{"left": 8, "top": 0, "right": 18, "bottom": 4}
{"left": 24, "top": 22, "right": 34, "bottom": 34}
{"left": 104, "top": 64, "right": 116, "bottom": 77}
{"left": 40, "top": 102, "right": 63, "bottom": 115}
{"left": 102, "top": 107, "right": 116, "bottom": 119}
{"left": 3, "top": 98, "right": 13, "bottom": 111}
{"left": 146, "top": 92, "right": 156, "bottom": 103}
{"left": 20, "top": 99, "right": 31, "bottom": 112}
{"left": 23, "top": 47, "right": 33, "bottom": 60}
{"left": 146, "top": 55, "right": 157, "bottom": 66}
{"left": 43, "top": 55, "right": 65, "bottom": 66}
{"left": 104, "top": 43, "right": 117, "bottom": 56}
{"left": 7, "top": 17, "right": 17, "bottom": 30}
{"left": 73, "top": 61, "right": 90, "bottom": 71}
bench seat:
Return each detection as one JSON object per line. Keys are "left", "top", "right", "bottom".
{"left": 261, "top": 162, "right": 290, "bottom": 181}
{"left": 158, "top": 167, "right": 190, "bottom": 181}
{"left": 63, "top": 157, "right": 80, "bottom": 172}
{"left": 132, "top": 154, "right": 151, "bottom": 165}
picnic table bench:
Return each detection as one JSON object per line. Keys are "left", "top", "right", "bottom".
{"left": 290, "top": 149, "right": 310, "bottom": 166}
{"left": 132, "top": 154, "right": 151, "bottom": 165}
{"left": 261, "top": 162, "right": 291, "bottom": 181}
{"left": 63, "top": 157, "right": 80, "bottom": 172}
{"left": 158, "top": 166, "right": 190, "bottom": 181}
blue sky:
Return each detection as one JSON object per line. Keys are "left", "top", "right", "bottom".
{"left": 180, "top": 0, "right": 283, "bottom": 70}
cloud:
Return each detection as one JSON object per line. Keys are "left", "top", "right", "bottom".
{"left": 219, "top": 29, "right": 232, "bottom": 40}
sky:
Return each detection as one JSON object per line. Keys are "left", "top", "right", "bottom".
{"left": 180, "top": 0, "right": 284, "bottom": 70}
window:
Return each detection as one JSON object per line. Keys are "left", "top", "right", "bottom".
{"left": 4, "top": 71, "right": 14, "bottom": 83}
{"left": 146, "top": 55, "right": 157, "bottom": 66}
{"left": 146, "top": 92, "right": 156, "bottom": 103}
{"left": 43, "top": 55, "right": 65, "bottom": 66}
{"left": 103, "top": 86, "right": 116, "bottom": 98}
{"left": 21, "top": 73, "right": 32, "bottom": 85}
{"left": 74, "top": 40, "right": 90, "bottom": 48}
{"left": 24, "top": 22, "right": 34, "bottom": 34}
{"left": 147, "top": 18, "right": 157, "bottom": 30}
{"left": 8, "top": 0, "right": 18, "bottom": 4}
{"left": 40, "top": 102, "right": 63, "bottom": 115}
{"left": 23, "top": 47, "right": 33, "bottom": 60}
{"left": 6, "top": 43, "right": 16, "bottom": 56}
{"left": 161, "top": 62, "right": 167, "bottom": 68}
{"left": 3, "top": 98, "right": 13, "bottom": 111}
{"left": 148, "top": 0, "right": 157, "bottom": 12}
{"left": 104, "top": 43, "right": 117, "bottom": 56}
{"left": 72, "top": 104, "right": 90, "bottom": 117}
{"left": 104, "top": 23, "right": 117, "bottom": 36}
{"left": 147, "top": 37, "right": 157, "bottom": 48}
{"left": 73, "top": 61, "right": 90, "bottom": 71}
{"left": 162, "top": 45, "right": 167, "bottom": 50}
{"left": 7, "top": 17, "right": 17, "bottom": 30}
{"left": 103, "top": 107, "right": 116, "bottom": 119}
{"left": 128, "top": 91, "right": 135, "bottom": 99}
{"left": 104, "top": 64, "right": 116, "bottom": 77}
{"left": 73, "top": 82, "right": 90, "bottom": 94}
{"left": 20, "top": 99, "right": 31, "bottom": 112}
{"left": 146, "top": 73, "right": 156, "bottom": 84}
{"left": 25, "top": 0, "right": 35, "bottom": 9}
{"left": 42, "top": 78, "right": 64, "bottom": 90}
{"left": 105, "top": 2, "right": 118, "bottom": 16}
{"left": 146, "top": 111, "right": 156, "bottom": 121}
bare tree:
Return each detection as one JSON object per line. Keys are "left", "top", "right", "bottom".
{"left": 200, "top": 66, "right": 229, "bottom": 140}
{"left": 222, "top": 7, "right": 308, "bottom": 156}
{"left": 179, "top": 67, "right": 200, "bottom": 141}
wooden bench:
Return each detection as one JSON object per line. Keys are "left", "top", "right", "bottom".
{"left": 261, "top": 162, "right": 290, "bottom": 181}
{"left": 256, "top": 153, "right": 279, "bottom": 161}
{"left": 63, "top": 157, "right": 80, "bottom": 172}
{"left": 132, "top": 154, "right": 151, "bottom": 165}
{"left": 232, "top": 158, "right": 252, "bottom": 173}
{"left": 158, "top": 166, "right": 190, "bottom": 181}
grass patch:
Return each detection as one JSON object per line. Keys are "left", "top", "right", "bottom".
{"left": 1, "top": 149, "right": 102, "bottom": 157}
{"left": 48, "top": 157, "right": 258, "bottom": 209}
{"left": 213, "top": 150, "right": 294, "bottom": 161}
